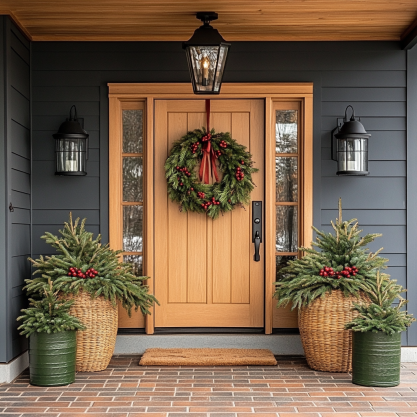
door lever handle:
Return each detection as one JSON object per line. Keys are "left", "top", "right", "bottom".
{"left": 254, "top": 231, "right": 260, "bottom": 262}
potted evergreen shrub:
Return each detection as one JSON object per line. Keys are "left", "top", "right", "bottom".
{"left": 17, "top": 278, "right": 85, "bottom": 386}
{"left": 25, "top": 214, "right": 158, "bottom": 372}
{"left": 274, "top": 199, "right": 386, "bottom": 372}
{"left": 345, "top": 271, "right": 415, "bottom": 386}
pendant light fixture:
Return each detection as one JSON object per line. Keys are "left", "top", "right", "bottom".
{"left": 183, "top": 12, "right": 230, "bottom": 94}
{"left": 331, "top": 105, "right": 370, "bottom": 176}
{"left": 53, "top": 105, "right": 89, "bottom": 176}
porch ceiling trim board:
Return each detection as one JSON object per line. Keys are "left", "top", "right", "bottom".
{"left": 2, "top": 1, "right": 417, "bottom": 43}
{"left": 402, "top": 16, "right": 417, "bottom": 49}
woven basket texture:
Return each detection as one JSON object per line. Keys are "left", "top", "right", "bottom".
{"left": 64, "top": 291, "right": 118, "bottom": 372}
{"left": 299, "top": 289, "right": 367, "bottom": 373}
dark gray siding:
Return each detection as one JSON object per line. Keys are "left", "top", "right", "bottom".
{"left": 31, "top": 41, "right": 410, "bottom": 342}
{"left": 0, "top": 17, "right": 31, "bottom": 362}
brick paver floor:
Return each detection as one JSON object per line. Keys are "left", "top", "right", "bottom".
{"left": 1, "top": 355, "right": 417, "bottom": 416}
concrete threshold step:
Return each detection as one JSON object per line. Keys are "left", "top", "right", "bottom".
{"left": 115, "top": 333, "right": 304, "bottom": 355}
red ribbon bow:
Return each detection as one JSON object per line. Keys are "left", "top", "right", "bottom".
{"left": 199, "top": 100, "right": 220, "bottom": 184}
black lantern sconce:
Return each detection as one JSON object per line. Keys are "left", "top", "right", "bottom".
{"left": 53, "top": 105, "right": 89, "bottom": 176}
{"left": 331, "top": 105, "right": 370, "bottom": 176}
{"left": 183, "top": 12, "right": 231, "bottom": 94}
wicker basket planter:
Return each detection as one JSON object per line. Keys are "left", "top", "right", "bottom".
{"left": 65, "top": 291, "right": 118, "bottom": 372}
{"left": 299, "top": 289, "right": 366, "bottom": 373}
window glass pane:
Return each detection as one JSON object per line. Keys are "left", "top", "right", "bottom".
{"left": 276, "top": 206, "right": 298, "bottom": 252}
{"left": 123, "top": 109, "right": 143, "bottom": 153}
{"left": 276, "top": 110, "right": 298, "bottom": 153}
{"left": 123, "top": 205, "right": 143, "bottom": 252}
{"left": 123, "top": 157, "right": 143, "bottom": 202}
{"left": 124, "top": 255, "right": 143, "bottom": 277}
{"left": 276, "top": 255, "right": 297, "bottom": 280}
{"left": 276, "top": 157, "right": 298, "bottom": 202}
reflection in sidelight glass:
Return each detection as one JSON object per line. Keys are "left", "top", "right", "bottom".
{"left": 123, "top": 157, "right": 143, "bottom": 202}
{"left": 123, "top": 110, "right": 143, "bottom": 153}
{"left": 276, "top": 110, "right": 298, "bottom": 153}
{"left": 123, "top": 205, "right": 143, "bottom": 252}
{"left": 276, "top": 206, "right": 298, "bottom": 252}
{"left": 276, "top": 255, "right": 297, "bottom": 280}
{"left": 123, "top": 255, "right": 143, "bottom": 277}
{"left": 276, "top": 157, "right": 298, "bottom": 202}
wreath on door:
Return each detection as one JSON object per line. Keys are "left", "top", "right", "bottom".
{"left": 164, "top": 125, "right": 258, "bottom": 219}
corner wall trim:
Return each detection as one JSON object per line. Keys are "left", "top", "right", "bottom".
{"left": 0, "top": 352, "right": 29, "bottom": 383}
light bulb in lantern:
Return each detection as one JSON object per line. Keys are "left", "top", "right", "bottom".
{"left": 65, "top": 157, "right": 78, "bottom": 172}
{"left": 201, "top": 55, "right": 210, "bottom": 86}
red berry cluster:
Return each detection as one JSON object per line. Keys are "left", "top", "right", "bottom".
{"left": 201, "top": 201, "right": 212, "bottom": 210}
{"left": 176, "top": 166, "right": 191, "bottom": 177}
{"left": 219, "top": 140, "right": 227, "bottom": 148}
{"left": 68, "top": 267, "right": 98, "bottom": 279}
{"left": 191, "top": 142, "right": 199, "bottom": 154}
{"left": 210, "top": 196, "right": 220, "bottom": 206}
{"left": 215, "top": 150, "right": 222, "bottom": 157}
{"left": 319, "top": 265, "right": 359, "bottom": 279}
{"left": 201, "top": 133, "right": 212, "bottom": 142}
{"left": 236, "top": 166, "right": 245, "bottom": 181}
{"left": 197, "top": 191, "right": 205, "bottom": 199}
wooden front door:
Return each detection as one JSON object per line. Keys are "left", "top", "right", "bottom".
{"left": 154, "top": 99, "right": 264, "bottom": 328}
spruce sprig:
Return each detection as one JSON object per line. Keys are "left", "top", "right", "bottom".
{"left": 274, "top": 199, "right": 388, "bottom": 309}
{"left": 345, "top": 271, "right": 415, "bottom": 335}
{"left": 25, "top": 214, "right": 158, "bottom": 316}
{"left": 17, "top": 278, "right": 85, "bottom": 337}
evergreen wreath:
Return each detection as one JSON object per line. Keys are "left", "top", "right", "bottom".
{"left": 165, "top": 127, "right": 258, "bottom": 219}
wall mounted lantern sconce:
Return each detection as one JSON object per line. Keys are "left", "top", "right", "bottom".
{"left": 331, "top": 105, "right": 370, "bottom": 176}
{"left": 183, "top": 12, "right": 230, "bottom": 94}
{"left": 53, "top": 105, "right": 89, "bottom": 176}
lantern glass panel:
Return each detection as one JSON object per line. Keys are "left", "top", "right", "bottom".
{"left": 56, "top": 138, "right": 86, "bottom": 173}
{"left": 337, "top": 138, "right": 368, "bottom": 172}
{"left": 187, "top": 46, "right": 225, "bottom": 93}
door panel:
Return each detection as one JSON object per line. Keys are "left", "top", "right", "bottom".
{"left": 154, "top": 99, "right": 264, "bottom": 327}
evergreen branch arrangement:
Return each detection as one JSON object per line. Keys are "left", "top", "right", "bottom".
{"left": 345, "top": 271, "right": 415, "bottom": 335}
{"left": 165, "top": 128, "right": 258, "bottom": 218}
{"left": 17, "top": 278, "right": 85, "bottom": 337}
{"left": 25, "top": 214, "right": 158, "bottom": 316}
{"left": 274, "top": 199, "right": 388, "bottom": 309}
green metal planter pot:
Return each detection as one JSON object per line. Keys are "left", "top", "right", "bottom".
{"left": 29, "top": 331, "right": 77, "bottom": 386}
{"left": 352, "top": 331, "right": 401, "bottom": 387}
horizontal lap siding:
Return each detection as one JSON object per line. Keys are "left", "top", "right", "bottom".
{"left": 31, "top": 41, "right": 409, "bottom": 341}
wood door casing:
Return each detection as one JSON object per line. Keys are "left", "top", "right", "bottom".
{"left": 154, "top": 99, "right": 264, "bottom": 328}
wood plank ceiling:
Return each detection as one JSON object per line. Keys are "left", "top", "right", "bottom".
{"left": 1, "top": 0, "right": 417, "bottom": 42}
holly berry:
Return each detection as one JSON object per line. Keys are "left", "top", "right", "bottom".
{"left": 197, "top": 191, "right": 205, "bottom": 199}
{"left": 202, "top": 133, "right": 212, "bottom": 142}
{"left": 219, "top": 140, "right": 227, "bottom": 148}
{"left": 190, "top": 187, "right": 194, "bottom": 191}
{"left": 241, "top": 161, "right": 245, "bottom": 164}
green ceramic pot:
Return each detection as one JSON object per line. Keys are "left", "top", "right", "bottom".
{"left": 29, "top": 331, "right": 77, "bottom": 386}
{"left": 352, "top": 331, "right": 401, "bottom": 387}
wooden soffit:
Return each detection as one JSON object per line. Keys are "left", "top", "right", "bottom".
{"left": 1, "top": 0, "right": 417, "bottom": 43}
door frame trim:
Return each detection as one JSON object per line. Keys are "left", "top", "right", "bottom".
{"left": 108, "top": 83, "right": 313, "bottom": 334}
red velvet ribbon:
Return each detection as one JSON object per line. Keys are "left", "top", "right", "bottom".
{"left": 199, "top": 99, "right": 220, "bottom": 184}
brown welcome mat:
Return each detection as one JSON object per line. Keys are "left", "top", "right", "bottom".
{"left": 139, "top": 348, "right": 277, "bottom": 366}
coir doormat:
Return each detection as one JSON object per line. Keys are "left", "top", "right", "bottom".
{"left": 139, "top": 348, "right": 277, "bottom": 366}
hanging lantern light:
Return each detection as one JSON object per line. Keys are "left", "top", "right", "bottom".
{"left": 183, "top": 12, "right": 230, "bottom": 94}
{"left": 331, "top": 105, "right": 370, "bottom": 176}
{"left": 53, "top": 105, "right": 89, "bottom": 176}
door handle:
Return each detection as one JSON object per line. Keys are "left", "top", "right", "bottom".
{"left": 252, "top": 201, "right": 262, "bottom": 262}
{"left": 254, "top": 231, "right": 260, "bottom": 262}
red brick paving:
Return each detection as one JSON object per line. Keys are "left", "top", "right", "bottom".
{"left": 0, "top": 355, "right": 416, "bottom": 416}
